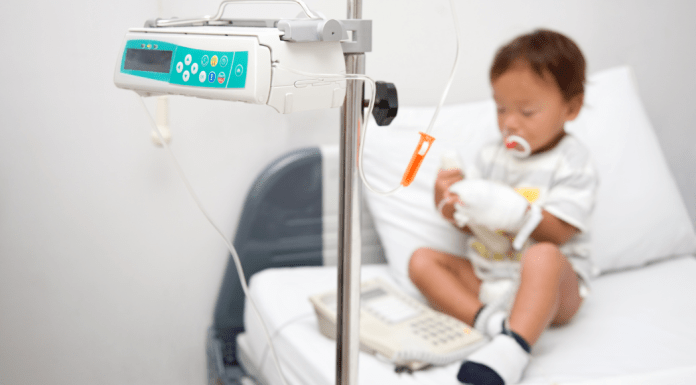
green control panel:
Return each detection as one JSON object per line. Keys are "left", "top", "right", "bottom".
{"left": 121, "top": 39, "right": 248, "bottom": 89}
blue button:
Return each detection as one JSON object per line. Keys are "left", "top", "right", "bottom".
{"left": 208, "top": 72, "right": 217, "bottom": 83}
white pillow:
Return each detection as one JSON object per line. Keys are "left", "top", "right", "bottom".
{"left": 362, "top": 66, "right": 696, "bottom": 294}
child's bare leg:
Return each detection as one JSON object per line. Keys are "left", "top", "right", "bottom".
{"left": 508, "top": 242, "right": 583, "bottom": 345}
{"left": 457, "top": 242, "right": 582, "bottom": 384}
{"left": 408, "top": 247, "right": 482, "bottom": 325}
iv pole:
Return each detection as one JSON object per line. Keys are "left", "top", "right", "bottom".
{"left": 337, "top": 0, "right": 363, "bottom": 383}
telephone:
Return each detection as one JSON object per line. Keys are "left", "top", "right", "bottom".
{"left": 309, "top": 278, "right": 486, "bottom": 369}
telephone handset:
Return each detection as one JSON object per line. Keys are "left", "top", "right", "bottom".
{"left": 309, "top": 278, "right": 486, "bottom": 369}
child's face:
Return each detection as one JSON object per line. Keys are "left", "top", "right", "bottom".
{"left": 492, "top": 63, "right": 582, "bottom": 154}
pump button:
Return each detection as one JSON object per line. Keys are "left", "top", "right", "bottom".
{"left": 176, "top": 62, "right": 183, "bottom": 73}
{"left": 182, "top": 70, "right": 190, "bottom": 82}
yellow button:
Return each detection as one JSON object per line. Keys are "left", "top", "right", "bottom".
{"left": 211, "top": 55, "right": 218, "bottom": 67}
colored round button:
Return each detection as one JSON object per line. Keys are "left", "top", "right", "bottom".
{"left": 184, "top": 54, "right": 192, "bottom": 65}
{"left": 208, "top": 72, "right": 217, "bottom": 83}
{"left": 201, "top": 55, "right": 209, "bottom": 67}
{"left": 220, "top": 55, "right": 228, "bottom": 67}
{"left": 211, "top": 55, "right": 218, "bottom": 67}
{"left": 176, "top": 62, "right": 183, "bottom": 73}
{"left": 183, "top": 70, "right": 190, "bottom": 82}
{"left": 191, "top": 63, "right": 198, "bottom": 74}
{"left": 217, "top": 72, "right": 226, "bottom": 84}
{"left": 235, "top": 64, "right": 244, "bottom": 77}
{"left": 199, "top": 71, "right": 207, "bottom": 82}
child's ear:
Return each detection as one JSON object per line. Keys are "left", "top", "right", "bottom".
{"left": 565, "top": 94, "right": 584, "bottom": 121}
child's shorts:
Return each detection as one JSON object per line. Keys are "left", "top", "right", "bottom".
{"left": 478, "top": 269, "right": 591, "bottom": 311}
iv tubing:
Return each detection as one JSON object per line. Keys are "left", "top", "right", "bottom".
{"left": 156, "top": 0, "right": 461, "bottom": 196}
{"left": 272, "top": 0, "right": 461, "bottom": 196}
{"left": 270, "top": 63, "right": 396, "bottom": 196}
{"left": 136, "top": 95, "right": 290, "bottom": 385}
{"left": 359, "top": 0, "right": 462, "bottom": 195}
{"left": 423, "top": 0, "right": 461, "bottom": 137}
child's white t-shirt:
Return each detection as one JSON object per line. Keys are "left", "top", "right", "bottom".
{"left": 463, "top": 133, "right": 599, "bottom": 284}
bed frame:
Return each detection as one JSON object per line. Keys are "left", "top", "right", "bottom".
{"left": 206, "top": 146, "right": 385, "bottom": 385}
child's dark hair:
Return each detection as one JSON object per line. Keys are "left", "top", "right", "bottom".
{"left": 490, "top": 29, "right": 586, "bottom": 102}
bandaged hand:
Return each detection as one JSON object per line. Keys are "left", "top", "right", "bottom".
{"left": 448, "top": 179, "right": 533, "bottom": 233}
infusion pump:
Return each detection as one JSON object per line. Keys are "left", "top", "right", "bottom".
{"left": 114, "top": 25, "right": 348, "bottom": 113}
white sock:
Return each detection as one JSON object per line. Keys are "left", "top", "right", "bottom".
{"left": 456, "top": 334, "right": 530, "bottom": 385}
{"left": 474, "top": 279, "right": 517, "bottom": 338}
{"left": 473, "top": 307, "right": 507, "bottom": 337}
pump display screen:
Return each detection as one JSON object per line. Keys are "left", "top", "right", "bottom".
{"left": 124, "top": 48, "right": 173, "bottom": 73}
{"left": 119, "top": 39, "right": 248, "bottom": 89}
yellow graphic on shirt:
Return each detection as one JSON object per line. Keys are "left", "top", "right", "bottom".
{"left": 515, "top": 187, "right": 540, "bottom": 203}
{"left": 471, "top": 230, "right": 523, "bottom": 262}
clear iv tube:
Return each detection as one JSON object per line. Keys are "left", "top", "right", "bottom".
{"left": 136, "top": 96, "right": 290, "bottom": 385}
{"left": 360, "top": 0, "right": 462, "bottom": 195}
{"left": 269, "top": 64, "right": 393, "bottom": 196}
{"left": 154, "top": 0, "right": 461, "bottom": 196}
{"left": 271, "top": 0, "right": 461, "bottom": 196}
{"left": 424, "top": 0, "right": 461, "bottom": 137}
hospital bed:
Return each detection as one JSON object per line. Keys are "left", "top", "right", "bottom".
{"left": 207, "top": 66, "right": 696, "bottom": 384}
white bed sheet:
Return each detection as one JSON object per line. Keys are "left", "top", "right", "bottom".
{"left": 238, "top": 256, "right": 696, "bottom": 385}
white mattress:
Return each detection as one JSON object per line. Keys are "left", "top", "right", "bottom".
{"left": 238, "top": 256, "right": 696, "bottom": 385}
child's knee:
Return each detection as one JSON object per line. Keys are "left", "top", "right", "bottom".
{"left": 408, "top": 248, "right": 434, "bottom": 281}
{"left": 521, "top": 242, "right": 565, "bottom": 274}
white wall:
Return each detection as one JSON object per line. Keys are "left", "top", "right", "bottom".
{"left": 0, "top": 1, "right": 694, "bottom": 385}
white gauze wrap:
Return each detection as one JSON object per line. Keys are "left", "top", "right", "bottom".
{"left": 449, "top": 179, "right": 542, "bottom": 250}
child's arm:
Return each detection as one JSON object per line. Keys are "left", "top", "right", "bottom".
{"left": 529, "top": 210, "right": 579, "bottom": 246}
{"left": 439, "top": 175, "right": 579, "bottom": 245}
{"left": 448, "top": 179, "right": 584, "bottom": 247}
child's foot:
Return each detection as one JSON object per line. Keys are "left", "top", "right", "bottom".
{"left": 456, "top": 333, "right": 530, "bottom": 385}
{"left": 473, "top": 306, "right": 507, "bottom": 337}
{"left": 474, "top": 279, "right": 517, "bottom": 337}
